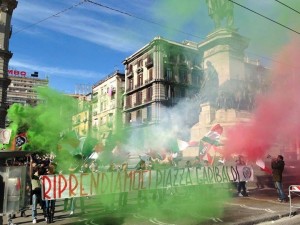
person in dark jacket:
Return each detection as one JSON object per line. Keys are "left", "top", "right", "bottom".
{"left": 271, "top": 155, "right": 286, "bottom": 202}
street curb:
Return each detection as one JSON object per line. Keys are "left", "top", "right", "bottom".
{"left": 232, "top": 211, "right": 297, "bottom": 225}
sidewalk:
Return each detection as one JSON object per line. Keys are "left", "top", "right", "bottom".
{"left": 228, "top": 187, "right": 300, "bottom": 225}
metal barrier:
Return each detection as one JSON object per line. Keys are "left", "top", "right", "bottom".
{"left": 288, "top": 185, "right": 300, "bottom": 217}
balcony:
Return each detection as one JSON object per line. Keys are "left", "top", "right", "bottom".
{"left": 145, "top": 60, "right": 153, "bottom": 69}
{"left": 136, "top": 67, "right": 143, "bottom": 73}
{"left": 127, "top": 71, "right": 133, "bottom": 77}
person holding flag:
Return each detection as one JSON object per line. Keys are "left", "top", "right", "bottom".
{"left": 271, "top": 155, "right": 287, "bottom": 202}
{"left": 199, "top": 124, "right": 223, "bottom": 165}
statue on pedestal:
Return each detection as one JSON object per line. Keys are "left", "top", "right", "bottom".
{"left": 205, "top": 0, "right": 234, "bottom": 29}
{"left": 202, "top": 61, "right": 219, "bottom": 105}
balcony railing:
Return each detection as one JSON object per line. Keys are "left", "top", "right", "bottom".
{"left": 136, "top": 67, "right": 143, "bottom": 73}
{"left": 145, "top": 60, "right": 153, "bottom": 69}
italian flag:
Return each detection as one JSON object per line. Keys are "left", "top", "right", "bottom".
{"left": 256, "top": 159, "right": 272, "bottom": 174}
{"left": 199, "top": 124, "right": 223, "bottom": 165}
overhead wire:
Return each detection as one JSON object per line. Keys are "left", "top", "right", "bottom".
{"left": 13, "top": 0, "right": 87, "bottom": 35}
{"left": 9, "top": 0, "right": 300, "bottom": 70}
{"left": 228, "top": 0, "right": 300, "bottom": 35}
{"left": 274, "top": 0, "right": 300, "bottom": 15}
{"left": 85, "top": 0, "right": 204, "bottom": 40}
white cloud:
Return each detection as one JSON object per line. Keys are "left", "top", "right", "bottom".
{"left": 12, "top": 0, "right": 151, "bottom": 52}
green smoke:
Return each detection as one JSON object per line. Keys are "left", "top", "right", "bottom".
{"left": 7, "top": 86, "right": 78, "bottom": 152}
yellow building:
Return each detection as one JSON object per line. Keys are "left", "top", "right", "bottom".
{"left": 71, "top": 93, "right": 91, "bottom": 138}
{"left": 91, "top": 71, "right": 125, "bottom": 142}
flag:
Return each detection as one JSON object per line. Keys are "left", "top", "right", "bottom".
{"left": 199, "top": 124, "right": 224, "bottom": 165}
{"left": 188, "top": 141, "right": 199, "bottom": 147}
{"left": 201, "top": 124, "right": 223, "bottom": 146}
{"left": 0, "top": 128, "right": 12, "bottom": 144}
{"left": 11, "top": 132, "right": 27, "bottom": 150}
{"left": 177, "top": 139, "right": 189, "bottom": 151}
{"left": 199, "top": 124, "right": 223, "bottom": 155}
{"left": 89, "top": 152, "right": 99, "bottom": 159}
{"left": 256, "top": 159, "right": 272, "bottom": 174}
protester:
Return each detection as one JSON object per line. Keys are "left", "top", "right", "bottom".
{"left": 118, "top": 162, "right": 128, "bottom": 208}
{"left": 44, "top": 163, "right": 56, "bottom": 223}
{"left": 68, "top": 157, "right": 86, "bottom": 215}
{"left": 31, "top": 162, "right": 43, "bottom": 224}
{"left": 136, "top": 160, "right": 148, "bottom": 207}
{"left": 236, "top": 155, "right": 248, "bottom": 197}
{"left": 271, "top": 155, "right": 287, "bottom": 202}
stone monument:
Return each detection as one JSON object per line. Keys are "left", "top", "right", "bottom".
{"left": 185, "top": 1, "right": 255, "bottom": 156}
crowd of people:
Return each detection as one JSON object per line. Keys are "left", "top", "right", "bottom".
{"left": 1, "top": 151, "right": 288, "bottom": 224}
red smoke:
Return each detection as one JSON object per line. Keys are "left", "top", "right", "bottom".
{"left": 224, "top": 37, "right": 300, "bottom": 161}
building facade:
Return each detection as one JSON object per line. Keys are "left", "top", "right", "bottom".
{"left": 71, "top": 93, "right": 92, "bottom": 138}
{"left": 7, "top": 71, "right": 49, "bottom": 106}
{"left": 0, "top": 0, "right": 18, "bottom": 128}
{"left": 91, "top": 70, "right": 125, "bottom": 141}
{"left": 122, "top": 36, "right": 203, "bottom": 127}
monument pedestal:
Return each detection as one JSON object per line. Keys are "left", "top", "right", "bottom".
{"left": 190, "top": 103, "right": 252, "bottom": 142}
{"left": 186, "top": 29, "right": 252, "bottom": 155}
{"left": 198, "top": 28, "right": 249, "bottom": 86}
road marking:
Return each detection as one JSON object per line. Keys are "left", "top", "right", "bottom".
{"left": 227, "top": 203, "right": 276, "bottom": 213}
{"left": 149, "top": 218, "right": 175, "bottom": 225}
{"left": 89, "top": 219, "right": 99, "bottom": 225}
{"left": 133, "top": 213, "right": 146, "bottom": 219}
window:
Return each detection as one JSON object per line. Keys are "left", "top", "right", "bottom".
{"left": 180, "top": 88, "right": 186, "bottom": 97}
{"left": 165, "top": 68, "right": 173, "bottom": 81}
{"left": 138, "top": 59, "right": 143, "bottom": 67}
{"left": 145, "top": 54, "right": 154, "bottom": 68}
{"left": 126, "top": 112, "right": 132, "bottom": 124}
{"left": 179, "top": 68, "right": 188, "bottom": 83}
{"left": 191, "top": 70, "right": 201, "bottom": 85}
{"left": 179, "top": 53, "right": 186, "bottom": 63}
{"left": 149, "top": 68, "right": 153, "bottom": 81}
{"left": 169, "top": 54, "right": 176, "bottom": 63}
{"left": 128, "top": 64, "right": 133, "bottom": 73}
{"left": 136, "top": 91, "right": 142, "bottom": 105}
{"left": 126, "top": 95, "right": 132, "bottom": 108}
{"left": 128, "top": 78, "right": 133, "bottom": 90}
{"left": 136, "top": 110, "right": 142, "bottom": 123}
{"left": 147, "top": 106, "right": 152, "bottom": 121}
{"left": 146, "top": 86, "right": 152, "bottom": 101}
{"left": 138, "top": 74, "right": 143, "bottom": 86}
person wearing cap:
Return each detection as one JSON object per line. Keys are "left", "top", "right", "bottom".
{"left": 271, "top": 155, "right": 287, "bottom": 202}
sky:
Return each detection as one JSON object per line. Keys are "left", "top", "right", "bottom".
{"left": 8, "top": 0, "right": 300, "bottom": 94}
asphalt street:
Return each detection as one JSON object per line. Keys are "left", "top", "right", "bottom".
{"left": 3, "top": 186, "right": 300, "bottom": 225}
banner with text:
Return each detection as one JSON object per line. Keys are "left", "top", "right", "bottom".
{"left": 41, "top": 165, "right": 253, "bottom": 200}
